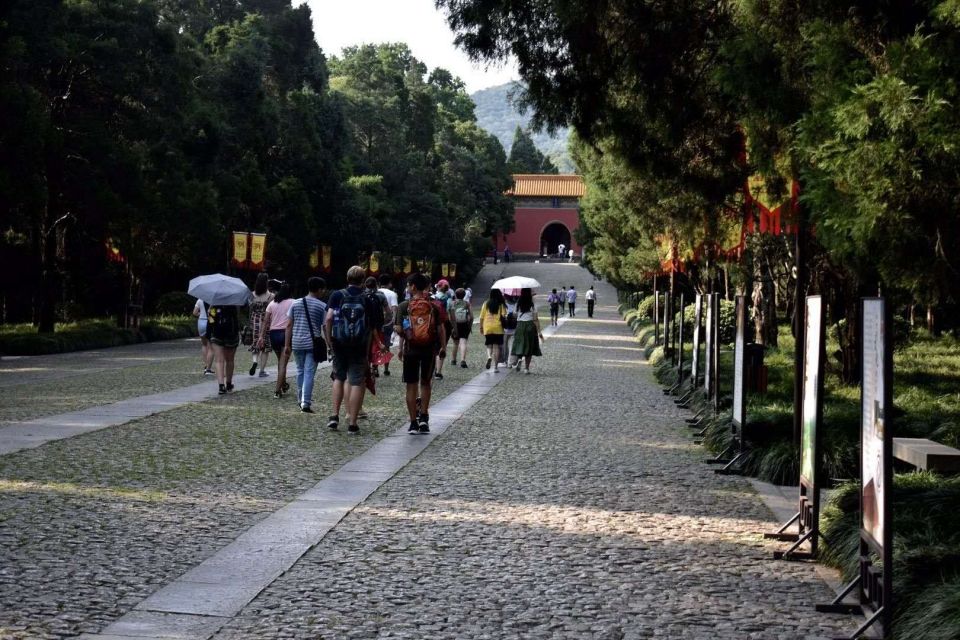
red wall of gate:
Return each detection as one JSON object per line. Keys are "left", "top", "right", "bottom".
{"left": 497, "top": 208, "right": 581, "bottom": 255}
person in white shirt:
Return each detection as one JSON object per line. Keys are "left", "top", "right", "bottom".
{"left": 192, "top": 298, "right": 214, "bottom": 374}
{"left": 568, "top": 248, "right": 575, "bottom": 263}
{"left": 566, "top": 286, "right": 577, "bottom": 317}
{"left": 558, "top": 242, "right": 566, "bottom": 260}
{"left": 378, "top": 274, "right": 399, "bottom": 377}
{"left": 586, "top": 286, "right": 597, "bottom": 318}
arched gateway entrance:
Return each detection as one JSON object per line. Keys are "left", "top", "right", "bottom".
{"left": 540, "top": 222, "right": 571, "bottom": 257}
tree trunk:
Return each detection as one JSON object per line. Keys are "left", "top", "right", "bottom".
{"left": 751, "top": 241, "right": 778, "bottom": 347}
{"left": 927, "top": 304, "right": 938, "bottom": 335}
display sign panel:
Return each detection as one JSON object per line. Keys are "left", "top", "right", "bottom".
{"left": 249, "top": 233, "right": 266, "bottom": 269}
{"left": 654, "top": 291, "right": 661, "bottom": 345}
{"left": 691, "top": 294, "right": 703, "bottom": 386}
{"left": 732, "top": 295, "right": 746, "bottom": 427}
{"left": 800, "top": 296, "right": 824, "bottom": 487}
{"left": 704, "top": 293, "right": 713, "bottom": 394}
{"left": 861, "top": 299, "right": 886, "bottom": 549}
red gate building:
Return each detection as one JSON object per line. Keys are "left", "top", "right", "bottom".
{"left": 495, "top": 174, "right": 585, "bottom": 258}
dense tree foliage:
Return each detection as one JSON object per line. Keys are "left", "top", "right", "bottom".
{"left": 506, "top": 126, "right": 558, "bottom": 174}
{"left": 0, "top": 0, "right": 512, "bottom": 331}
{"left": 439, "top": 0, "right": 960, "bottom": 343}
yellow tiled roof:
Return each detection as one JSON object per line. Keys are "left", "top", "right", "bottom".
{"left": 508, "top": 174, "right": 585, "bottom": 198}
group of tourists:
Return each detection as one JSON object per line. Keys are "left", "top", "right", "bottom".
{"left": 191, "top": 266, "right": 549, "bottom": 435}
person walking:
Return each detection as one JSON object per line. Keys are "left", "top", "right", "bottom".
{"left": 260, "top": 282, "right": 294, "bottom": 399}
{"left": 510, "top": 288, "right": 544, "bottom": 374}
{"left": 479, "top": 288, "right": 506, "bottom": 372}
{"left": 586, "top": 285, "right": 597, "bottom": 318}
{"left": 547, "top": 288, "right": 561, "bottom": 326}
{"left": 364, "top": 277, "right": 391, "bottom": 379}
{"left": 566, "top": 285, "right": 577, "bottom": 317}
{"left": 558, "top": 242, "right": 566, "bottom": 260}
{"left": 559, "top": 286, "right": 567, "bottom": 316}
{"left": 378, "top": 274, "right": 399, "bottom": 377}
{"left": 396, "top": 272, "right": 446, "bottom": 434}
{"left": 501, "top": 294, "right": 518, "bottom": 366}
{"left": 248, "top": 272, "right": 274, "bottom": 377}
{"left": 568, "top": 248, "right": 575, "bottom": 263}
{"left": 451, "top": 287, "right": 473, "bottom": 367}
{"left": 433, "top": 279, "right": 455, "bottom": 380}
{"left": 284, "top": 277, "right": 328, "bottom": 413}
{"left": 208, "top": 303, "right": 240, "bottom": 394}
{"left": 193, "top": 297, "right": 214, "bottom": 374}
{"left": 325, "top": 266, "right": 379, "bottom": 433}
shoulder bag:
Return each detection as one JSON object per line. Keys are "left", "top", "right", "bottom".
{"left": 303, "top": 298, "right": 328, "bottom": 362}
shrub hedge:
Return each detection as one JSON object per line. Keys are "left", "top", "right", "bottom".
{"left": 0, "top": 316, "right": 197, "bottom": 356}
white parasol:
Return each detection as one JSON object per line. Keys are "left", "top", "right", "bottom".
{"left": 491, "top": 276, "right": 541, "bottom": 297}
{"left": 187, "top": 274, "right": 252, "bottom": 306}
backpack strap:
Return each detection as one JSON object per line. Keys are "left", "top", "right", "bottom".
{"left": 302, "top": 298, "right": 317, "bottom": 340}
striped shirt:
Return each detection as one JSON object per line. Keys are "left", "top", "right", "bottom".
{"left": 287, "top": 296, "right": 327, "bottom": 350}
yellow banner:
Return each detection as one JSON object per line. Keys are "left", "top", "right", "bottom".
{"left": 441, "top": 263, "right": 449, "bottom": 277}
{"left": 321, "top": 245, "right": 332, "bottom": 272}
{"left": 449, "top": 263, "right": 457, "bottom": 279}
{"left": 308, "top": 246, "right": 319, "bottom": 269}
{"left": 370, "top": 251, "right": 380, "bottom": 274}
{"left": 232, "top": 232, "right": 249, "bottom": 267}
{"left": 249, "top": 233, "right": 266, "bottom": 269}
{"left": 404, "top": 257, "right": 413, "bottom": 273}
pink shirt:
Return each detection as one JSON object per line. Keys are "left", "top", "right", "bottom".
{"left": 267, "top": 298, "right": 294, "bottom": 331}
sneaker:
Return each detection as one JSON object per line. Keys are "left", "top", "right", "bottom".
{"left": 249, "top": 363, "right": 257, "bottom": 376}
{"left": 525, "top": 369, "right": 531, "bottom": 375}
{"left": 515, "top": 361, "right": 522, "bottom": 371}
{"left": 418, "top": 414, "right": 430, "bottom": 434}
{"left": 281, "top": 382, "right": 290, "bottom": 392}
{"left": 327, "top": 416, "right": 339, "bottom": 430}
{"left": 258, "top": 370, "right": 268, "bottom": 378}
{"left": 485, "top": 357, "right": 491, "bottom": 370}
{"left": 226, "top": 383, "right": 234, "bottom": 392}
{"left": 460, "top": 361, "right": 468, "bottom": 369}
{"left": 218, "top": 384, "right": 226, "bottom": 395}
{"left": 434, "top": 371, "right": 443, "bottom": 380}
{"left": 348, "top": 424, "right": 360, "bottom": 433}
{"left": 300, "top": 405, "right": 314, "bottom": 413}
{"left": 357, "top": 411, "right": 368, "bottom": 420}
{"left": 273, "top": 391, "right": 282, "bottom": 399}
{"left": 419, "top": 423, "right": 431, "bottom": 434}
{"left": 203, "top": 368, "right": 214, "bottom": 376}
{"left": 408, "top": 420, "right": 419, "bottom": 434}
{"left": 383, "top": 368, "right": 390, "bottom": 377}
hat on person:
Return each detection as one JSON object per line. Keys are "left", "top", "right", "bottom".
{"left": 437, "top": 279, "right": 450, "bottom": 288}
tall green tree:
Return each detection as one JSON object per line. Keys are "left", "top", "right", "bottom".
{"left": 507, "top": 126, "right": 557, "bottom": 174}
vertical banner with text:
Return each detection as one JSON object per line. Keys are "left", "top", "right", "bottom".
{"left": 232, "top": 231, "right": 249, "bottom": 269}
{"left": 249, "top": 233, "right": 266, "bottom": 271}
{"left": 321, "top": 245, "right": 332, "bottom": 273}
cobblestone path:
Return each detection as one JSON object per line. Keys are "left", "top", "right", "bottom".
{"left": 212, "top": 266, "right": 851, "bottom": 640}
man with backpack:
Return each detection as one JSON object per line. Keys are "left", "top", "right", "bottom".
{"left": 324, "top": 266, "right": 381, "bottom": 433}
{"left": 433, "top": 279, "right": 455, "bottom": 380}
{"left": 377, "top": 274, "right": 399, "bottom": 376}
{"left": 395, "top": 272, "right": 446, "bottom": 434}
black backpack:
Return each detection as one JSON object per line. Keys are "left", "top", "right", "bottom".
{"left": 332, "top": 290, "right": 368, "bottom": 348}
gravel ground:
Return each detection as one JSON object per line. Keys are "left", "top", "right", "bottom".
{"left": 0, "top": 355, "right": 208, "bottom": 424}
{"left": 211, "top": 266, "right": 852, "bottom": 640}
{"left": 0, "top": 335, "right": 479, "bottom": 639}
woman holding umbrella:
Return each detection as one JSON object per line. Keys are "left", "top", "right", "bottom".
{"left": 510, "top": 288, "right": 544, "bottom": 374}
{"left": 189, "top": 274, "right": 252, "bottom": 395}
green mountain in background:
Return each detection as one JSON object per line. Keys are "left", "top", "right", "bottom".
{"left": 471, "top": 82, "right": 575, "bottom": 173}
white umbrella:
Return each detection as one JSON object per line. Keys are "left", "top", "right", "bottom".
{"left": 188, "top": 273, "right": 252, "bottom": 306}
{"left": 492, "top": 276, "right": 541, "bottom": 296}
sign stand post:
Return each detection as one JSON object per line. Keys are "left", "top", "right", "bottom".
{"left": 816, "top": 298, "right": 893, "bottom": 640}
{"left": 663, "top": 293, "right": 674, "bottom": 357}
{"left": 677, "top": 293, "right": 701, "bottom": 408}
{"left": 688, "top": 293, "right": 716, "bottom": 430}
{"left": 767, "top": 296, "right": 826, "bottom": 560}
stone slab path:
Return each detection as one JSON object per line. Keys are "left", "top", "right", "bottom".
{"left": 2, "top": 264, "right": 854, "bottom": 639}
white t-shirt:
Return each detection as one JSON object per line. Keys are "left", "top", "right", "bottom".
{"left": 193, "top": 298, "right": 207, "bottom": 320}
{"left": 558, "top": 243, "right": 566, "bottom": 254}
{"left": 380, "top": 288, "right": 398, "bottom": 325}
{"left": 464, "top": 287, "right": 473, "bottom": 303}
{"left": 586, "top": 289, "right": 596, "bottom": 301}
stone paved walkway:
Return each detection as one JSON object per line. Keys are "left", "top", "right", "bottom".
{"left": 1, "top": 264, "right": 853, "bottom": 639}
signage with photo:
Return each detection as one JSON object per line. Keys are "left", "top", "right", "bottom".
{"left": 861, "top": 299, "right": 888, "bottom": 551}
{"left": 800, "top": 296, "right": 824, "bottom": 488}
{"left": 691, "top": 294, "right": 703, "bottom": 386}
{"left": 664, "top": 294, "right": 673, "bottom": 355}
{"left": 676, "top": 293, "right": 686, "bottom": 378}
{"left": 704, "top": 293, "right": 713, "bottom": 396}
{"left": 732, "top": 295, "right": 747, "bottom": 428}
{"left": 654, "top": 291, "right": 661, "bottom": 345}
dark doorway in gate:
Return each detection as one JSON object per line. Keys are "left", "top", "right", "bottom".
{"left": 540, "top": 223, "right": 571, "bottom": 257}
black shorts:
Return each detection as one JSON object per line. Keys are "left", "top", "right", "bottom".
{"left": 402, "top": 349, "right": 436, "bottom": 385}
{"left": 484, "top": 334, "right": 504, "bottom": 346}
{"left": 455, "top": 321, "right": 472, "bottom": 339}
{"left": 550, "top": 303, "right": 559, "bottom": 316}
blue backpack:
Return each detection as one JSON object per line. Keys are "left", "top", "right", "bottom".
{"left": 332, "top": 290, "right": 367, "bottom": 348}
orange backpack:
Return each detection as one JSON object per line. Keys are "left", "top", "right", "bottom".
{"left": 406, "top": 297, "right": 437, "bottom": 348}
